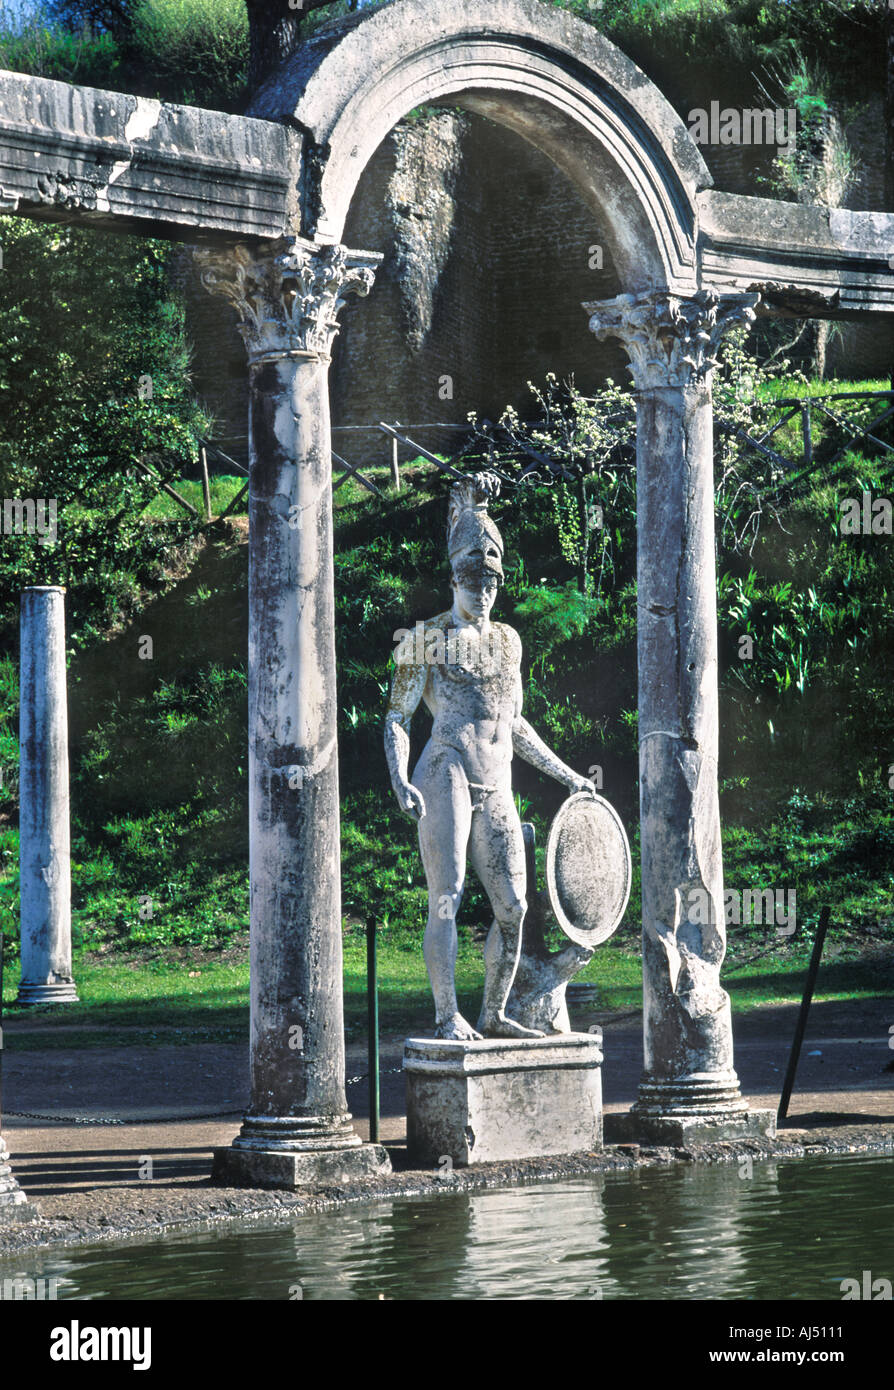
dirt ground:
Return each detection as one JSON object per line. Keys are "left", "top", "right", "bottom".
{"left": 1, "top": 994, "right": 892, "bottom": 1255}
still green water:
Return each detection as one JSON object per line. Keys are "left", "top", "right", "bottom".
{"left": 5, "top": 1154, "right": 894, "bottom": 1300}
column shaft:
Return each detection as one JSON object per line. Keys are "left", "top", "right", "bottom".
{"left": 634, "top": 380, "right": 743, "bottom": 1111}
{"left": 242, "top": 351, "right": 354, "bottom": 1146}
{"left": 17, "top": 585, "right": 78, "bottom": 1006}
{"left": 198, "top": 237, "right": 390, "bottom": 1185}
{"left": 586, "top": 289, "right": 774, "bottom": 1138}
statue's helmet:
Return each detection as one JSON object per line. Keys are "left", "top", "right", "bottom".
{"left": 447, "top": 473, "right": 504, "bottom": 586}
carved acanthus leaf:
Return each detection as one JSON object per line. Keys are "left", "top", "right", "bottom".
{"left": 195, "top": 238, "right": 380, "bottom": 361}
{"left": 585, "top": 289, "right": 760, "bottom": 389}
{"left": 36, "top": 170, "right": 102, "bottom": 211}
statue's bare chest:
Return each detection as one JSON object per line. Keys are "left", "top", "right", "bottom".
{"left": 426, "top": 627, "right": 517, "bottom": 711}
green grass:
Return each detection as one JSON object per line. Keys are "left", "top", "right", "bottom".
{"left": 750, "top": 377, "right": 892, "bottom": 467}
{"left": 723, "top": 945, "right": 894, "bottom": 1011}
{"left": 2, "top": 932, "right": 892, "bottom": 1051}
{"left": 0, "top": 951, "right": 250, "bottom": 1048}
{"left": 141, "top": 473, "right": 248, "bottom": 519}
{"left": 140, "top": 459, "right": 440, "bottom": 522}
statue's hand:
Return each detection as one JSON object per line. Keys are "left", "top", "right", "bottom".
{"left": 567, "top": 773, "right": 597, "bottom": 798}
{"left": 395, "top": 781, "right": 426, "bottom": 820}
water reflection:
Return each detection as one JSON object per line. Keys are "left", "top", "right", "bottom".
{"left": 3, "top": 1155, "right": 892, "bottom": 1301}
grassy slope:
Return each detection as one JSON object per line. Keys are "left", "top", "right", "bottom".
{"left": 1, "top": 380, "right": 893, "bottom": 1022}
{"left": 3, "top": 932, "right": 893, "bottom": 1050}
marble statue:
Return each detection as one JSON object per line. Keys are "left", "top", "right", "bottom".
{"left": 385, "top": 473, "right": 597, "bottom": 1041}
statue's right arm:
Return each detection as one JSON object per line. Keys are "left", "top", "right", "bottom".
{"left": 384, "top": 647, "right": 428, "bottom": 820}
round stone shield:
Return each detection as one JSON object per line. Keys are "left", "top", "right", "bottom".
{"left": 545, "top": 792, "right": 631, "bottom": 948}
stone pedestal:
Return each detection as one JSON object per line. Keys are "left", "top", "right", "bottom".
{"left": 17, "top": 586, "right": 78, "bottom": 1006}
{"left": 404, "top": 1032, "right": 603, "bottom": 1167}
{"left": 200, "top": 237, "right": 389, "bottom": 1189}
{"left": 0, "top": 1138, "right": 37, "bottom": 1224}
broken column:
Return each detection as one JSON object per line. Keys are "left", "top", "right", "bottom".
{"left": 17, "top": 585, "right": 78, "bottom": 1005}
{"left": 198, "top": 237, "right": 391, "bottom": 1186}
{"left": 585, "top": 289, "right": 775, "bottom": 1143}
{"left": 0, "top": 1138, "right": 36, "bottom": 1223}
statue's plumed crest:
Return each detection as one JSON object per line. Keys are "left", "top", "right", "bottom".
{"left": 447, "top": 473, "right": 504, "bottom": 581}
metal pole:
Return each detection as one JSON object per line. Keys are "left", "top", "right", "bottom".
{"left": 367, "top": 915, "right": 380, "bottom": 1143}
{"left": 390, "top": 436, "right": 400, "bottom": 491}
{"left": 777, "top": 905, "right": 831, "bottom": 1125}
{"left": 200, "top": 445, "right": 213, "bottom": 521}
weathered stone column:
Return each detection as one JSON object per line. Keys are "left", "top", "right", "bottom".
{"left": 585, "top": 289, "right": 775, "bottom": 1143}
{"left": 0, "top": 1137, "right": 36, "bottom": 1223}
{"left": 198, "top": 237, "right": 390, "bottom": 1186}
{"left": 17, "top": 585, "right": 78, "bottom": 1006}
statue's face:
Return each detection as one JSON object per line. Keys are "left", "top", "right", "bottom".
{"left": 452, "top": 568, "right": 499, "bottom": 621}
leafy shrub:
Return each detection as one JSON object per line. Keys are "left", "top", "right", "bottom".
{"left": 0, "top": 218, "right": 210, "bottom": 649}
{"left": 129, "top": 0, "right": 247, "bottom": 105}
{"left": 0, "top": 1, "right": 121, "bottom": 85}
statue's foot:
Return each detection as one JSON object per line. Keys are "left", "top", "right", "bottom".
{"left": 478, "top": 1011, "right": 545, "bottom": 1040}
{"left": 435, "top": 1013, "right": 482, "bottom": 1041}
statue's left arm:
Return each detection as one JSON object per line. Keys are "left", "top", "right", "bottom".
{"left": 507, "top": 628, "right": 596, "bottom": 795}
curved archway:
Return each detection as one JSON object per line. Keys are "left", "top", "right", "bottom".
{"left": 201, "top": 0, "right": 775, "bottom": 1184}
{"left": 250, "top": 0, "right": 712, "bottom": 293}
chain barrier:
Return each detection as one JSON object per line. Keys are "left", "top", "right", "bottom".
{"left": 4, "top": 1068, "right": 406, "bottom": 1127}
{"left": 3, "top": 1108, "right": 244, "bottom": 1127}
{"left": 345, "top": 1065, "right": 403, "bottom": 1087}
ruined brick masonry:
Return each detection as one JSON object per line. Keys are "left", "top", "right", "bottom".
{"left": 180, "top": 90, "right": 890, "bottom": 471}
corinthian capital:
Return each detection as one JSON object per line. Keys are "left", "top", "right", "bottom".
{"left": 195, "top": 238, "right": 381, "bottom": 363}
{"left": 584, "top": 288, "right": 760, "bottom": 390}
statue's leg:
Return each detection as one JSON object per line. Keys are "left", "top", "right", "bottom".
{"left": 415, "top": 745, "right": 480, "bottom": 1041}
{"left": 468, "top": 789, "right": 544, "bottom": 1039}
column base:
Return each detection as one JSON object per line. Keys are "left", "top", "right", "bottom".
{"left": 0, "top": 1139, "right": 38, "bottom": 1224}
{"left": 211, "top": 1112, "right": 391, "bottom": 1188}
{"left": 604, "top": 1069, "right": 776, "bottom": 1145}
{"left": 16, "top": 979, "right": 79, "bottom": 1006}
{"left": 405, "top": 1032, "right": 603, "bottom": 1167}
{"left": 604, "top": 1108, "right": 777, "bottom": 1146}
{"left": 212, "top": 1143, "right": 391, "bottom": 1189}
{"left": 633, "top": 1069, "right": 749, "bottom": 1116}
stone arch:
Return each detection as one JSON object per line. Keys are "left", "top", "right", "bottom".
{"left": 329, "top": 109, "right": 628, "bottom": 459}
{"left": 250, "top": 0, "right": 712, "bottom": 294}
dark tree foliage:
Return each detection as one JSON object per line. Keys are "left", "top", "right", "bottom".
{"left": 47, "top": 0, "right": 133, "bottom": 38}
{"left": 245, "top": 0, "right": 360, "bottom": 91}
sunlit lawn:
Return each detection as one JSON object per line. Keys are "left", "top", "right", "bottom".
{"left": 2, "top": 931, "right": 891, "bottom": 1050}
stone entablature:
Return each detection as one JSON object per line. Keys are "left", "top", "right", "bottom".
{"left": 699, "top": 191, "right": 894, "bottom": 318}
{"left": 0, "top": 71, "right": 296, "bottom": 241}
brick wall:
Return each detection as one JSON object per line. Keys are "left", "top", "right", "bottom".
{"left": 175, "top": 90, "right": 891, "bottom": 475}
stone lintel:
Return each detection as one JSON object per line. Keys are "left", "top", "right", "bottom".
{"left": 604, "top": 1109, "right": 777, "bottom": 1147}
{"left": 0, "top": 71, "right": 296, "bottom": 242}
{"left": 699, "top": 190, "right": 894, "bottom": 319}
{"left": 211, "top": 1143, "right": 391, "bottom": 1190}
{"left": 404, "top": 1033, "right": 604, "bottom": 1167}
